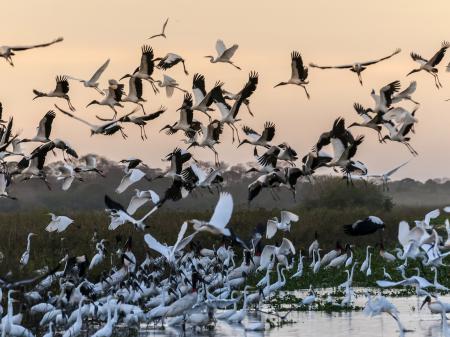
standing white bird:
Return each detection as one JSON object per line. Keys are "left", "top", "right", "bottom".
{"left": 19, "top": 233, "right": 37, "bottom": 266}
{"left": 274, "top": 51, "right": 310, "bottom": 99}
{"left": 67, "top": 59, "right": 110, "bottom": 95}
{"left": 360, "top": 245, "right": 372, "bottom": 273}
{"left": 205, "top": 39, "right": 241, "bottom": 70}
{"left": 266, "top": 211, "right": 299, "bottom": 239}
{"left": 309, "top": 48, "right": 401, "bottom": 85}
{"left": 33, "top": 76, "right": 75, "bottom": 111}
{"left": 0, "top": 37, "right": 63, "bottom": 66}
{"left": 45, "top": 213, "right": 74, "bottom": 233}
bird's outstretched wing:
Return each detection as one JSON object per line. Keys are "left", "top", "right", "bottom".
{"left": 385, "top": 161, "right": 410, "bottom": 177}
{"left": 89, "top": 59, "right": 110, "bottom": 83}
{"left": 361, "top": 48, "right": 401, "bottom": 66}
{"left": 9, "top": 37, "right": 63, "bottom": 51}
{"left": 209, "top": 192, "right": 233, "bottom": 229}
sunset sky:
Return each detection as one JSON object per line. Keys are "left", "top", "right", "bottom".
{"left": 2, "top": 0, "right": 450, "bottom": 180}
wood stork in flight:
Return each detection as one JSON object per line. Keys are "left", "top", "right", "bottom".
{"left": 205, "top": 39, "right": 241, "bottom": 70}
{"left": 407, "top": 41, "right": 450, "bottom": 88}
{"left": 0, "top": 37, "right": 63, "bottom": 66}
{"left": 55, "top": 104, "right": 133, "bottom": 139}
{"left": 20, "top": 110, "right": 55, "bottom": 144}
{"left": 274, "top": 51, "right": 310, "bottom": 99}
{"left": 119, "top": 106, "right": 166, "bottom": 140}
{"left": 67, "top": 59, "right": 110, "bottom": 95}
{"left": 33, "top": 76, "right": 75, "bottom": 111}
{"left": 238, "top": 122, "right": 275, "bottom": 148}
{"left": 186, "top": 120, "right": 223, "bottom": 166}
{"left": 309, "top": 48, "right": 401, "bottom": 85}
{"left": 148, "top": 18, "right": 169, "bottom": 39}
{"left": 87, "top": 79, "right": 124, "bottom": 120}
{"left": 120, "top": 45, "right": 159, "bottom": 94}
{"left": 191, "top": 73, "right": 222, "bottom": 119}
{"left": 213, "top": 78, "right": 257, "bottom": 143}
{"left": 156, "top": 53, "right": 189, "bottom": 75}
{"left": 223, "top": 71, "right": 259, "bottom": 116}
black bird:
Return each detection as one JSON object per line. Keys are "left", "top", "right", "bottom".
{"left": 344, "top": 216, "right": 385, "bottom": 236}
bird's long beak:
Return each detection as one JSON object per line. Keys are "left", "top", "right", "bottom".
{"left": 119, "top": 74, "right": 129, "bottom": 81}
{"left": 274, "top": 83, "right": 282, "bottom": 88}
{"left": 419, "top": 298, "right": 428, "bottom": 310}
{"left": 406, "top": 69, "right": 416, "bottom": 76}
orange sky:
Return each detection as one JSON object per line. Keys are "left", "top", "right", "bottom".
{"left": 1, "top": 0, "right": 450, "bottom": 180}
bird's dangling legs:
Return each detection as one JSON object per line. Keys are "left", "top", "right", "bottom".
{"left": 227, "top": 123, "right": 235, "bottom": 143}
{"left": 245, "top": 102, "right": 254, "bottom": 117}
{"left": 147, "top": 79, "right": 160, "bottom": 94}
{"left": 357, "top": 72, "right": 363, "bottom": 86}
{"left": 302, "top": 85, "right": 310, "bottom": 99}
{"left": 182, "top": 61, "right": 189, "bottom": 75}
{"left": 233, "top": 124, "right": 241, "bottom": 143}
{"left": 94, "top": 86, "right": 105, "bottom": 95}
{"left": 139, "top": 103, "right": 146, "bottom": 114}
{"left": 67, "top": 98, "right": 76, "bottom": 111}
{"left": 230, "top": 62, "right": 241, "bottom": 70}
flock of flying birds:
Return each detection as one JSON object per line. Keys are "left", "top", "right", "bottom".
{"left": 2, "top": 18, "right": 450, "bottom": 337}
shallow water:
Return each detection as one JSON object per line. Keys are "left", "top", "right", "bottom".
{"left": 135, "top": 293, "right": 450, "bottom": 337}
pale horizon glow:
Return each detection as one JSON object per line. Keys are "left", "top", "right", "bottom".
{"left": 2, "top": 1, "right": 450, "bottom": 181}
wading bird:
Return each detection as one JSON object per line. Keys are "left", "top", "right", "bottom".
{"left": 19, "top": 233, "right": 37, "bottom": 266}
